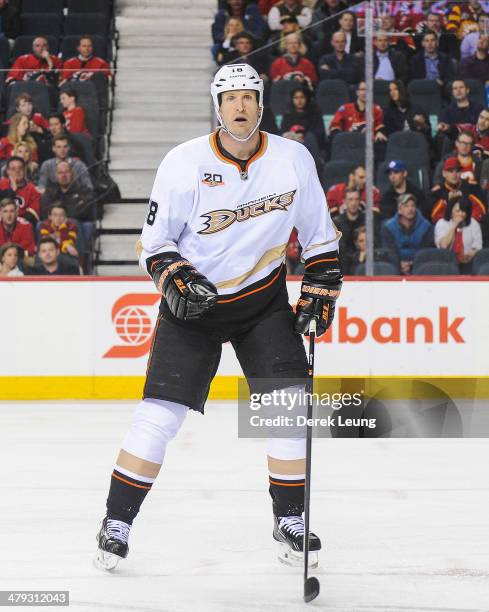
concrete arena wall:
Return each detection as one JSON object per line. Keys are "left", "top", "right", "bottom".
{"left": 1, "top": 276, "right": 489, "bottom": 400}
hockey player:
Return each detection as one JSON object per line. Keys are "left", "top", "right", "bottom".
{"left": 95, "top": 64, "right": 342, "bottom": 571}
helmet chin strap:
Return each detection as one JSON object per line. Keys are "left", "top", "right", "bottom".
{"left": 215, "top": 106, "right": 264, "bottom": 143}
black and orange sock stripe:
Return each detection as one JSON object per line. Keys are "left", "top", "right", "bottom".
{"left": 269, "top": 476, "right": 305, "bottom": 487}
{"left": 111, "top": 469, "right": 153, "bottom": 491}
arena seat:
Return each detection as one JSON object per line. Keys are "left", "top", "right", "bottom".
{"left": 373, "top": 79, "right": 391, "bottom": 109}
{"left": 412, "top": 248, "right": 458, "bottom": 275}
{"left": 330, "top": 132, "right": 365, "bottom": 165}
{"left": 0, "top": 36, "right": 10, "bottom": 68}
{"left": 475, "top": 261, "right": 489, "bottom": 276}
{"left": 269, "top": 80, "right": 297, "bottom": 127}
{"left": 385, "top": 131, "right": 430, "bottom": 168}
{"left": 408, "top": 79, "right": 442, "bottom": 132}
{"left": 21, "top": 0, "right": 64, "bottom": 15}
{"left": 414, "top": 262, "right": 459, "bottom": 275}
{"left": 67, "top": 0, "right": 112, "bottom": 16}
{"left": 353, "top": 261, "right": 399, "bottom": 275}
{"left": 472, "top": 249, "right": 489, "bottom": 275}
{"left": 21, "top": 14, "right": 62, "bottom": 37}
{"left": 316, "top": 79, "right": 349, "bottom": 132}
{"left": 64, "top": 13, "right": 109, "bottom": 37}
{"left": 322, "top": 160, "right": 357, "bottom": 189}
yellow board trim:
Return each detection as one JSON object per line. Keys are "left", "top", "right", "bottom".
{"left": 1, "top": 376, "right": 489, "bottom": 400}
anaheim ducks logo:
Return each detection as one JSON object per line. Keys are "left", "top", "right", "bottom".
{"left": 198, "top": 189, "right": 296, "bottom": 235}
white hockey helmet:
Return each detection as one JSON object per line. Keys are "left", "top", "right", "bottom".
{"left": 210, "top": 63, "right": 264, "bottom": 142}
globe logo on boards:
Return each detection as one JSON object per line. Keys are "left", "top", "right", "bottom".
{"left": 115, "top": 306, "right": 153, "bottom": 345}
{"left": 103, "top": 293, "right": 160, "bottom": 358}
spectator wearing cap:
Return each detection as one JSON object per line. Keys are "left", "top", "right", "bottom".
{"left": 267, "top": 0, "right": 312, "bottom": 31}
{"left": 270, "top": 32, "right": 318, "bottom": 90}
{"left": 409, "top": 30, "right": 455, "bottom": 87}
{"left": 39, "top": 203, "right": 79, "bottom": 260}
{"left": 213, "top": 16, "right": 244, "bottom": 62}
{"left": 25, "top": 235, "right": 80, "bottom": 276}
{"left": 318, "top": 31, "right": 363, "bottom": 85}
{"left": 373, "top": 34, "right": 408, "bottom": 83}
{"left": 381, "top": 160, "right": 428, "bottom": 220}
{"left": 220, "top": 32, "right": 269, "bottom": 79}
{"left": 281, "top": 85, "right": 325, "bottom": 150}
{"left": 437, "top": 79, "right": 483, "bottom": 142}
{"left": 381, "top": 193, "right": 434, "bottom": 275}
{"left": 459, "top": 34, "right": 489, "bottom": 84}
{"left": 326, "top": 164, "right": 381, "bottom": 216}
{"left": 6, "top": 37, "right": 62, "bottom": 86}
{"left": 0, "top": 156, "right": 41, "bottom": 227}
{"left": 0, "top": 242, "right": 23, "bottom": 277}
{"left": 0, "top": 197, "right": 36, "bottom": 257}
{"left": 430, "top": 157, "right": 486, "bottom": 222}
{"left": 435, "top": 195, "right": 482, "bottom": 269}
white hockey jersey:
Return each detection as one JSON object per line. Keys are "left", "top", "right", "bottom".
{"left": 139, "top": 131, "right": 339, "bottom": 299}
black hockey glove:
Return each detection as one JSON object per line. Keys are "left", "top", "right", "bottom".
{"left": 294, "top": 253, "right": 343, "bottom": 337}
{"left": 147, "top": 252, "right": 218, "bottom": 320}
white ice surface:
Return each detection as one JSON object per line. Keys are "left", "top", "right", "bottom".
{"left": 1, "top": 401, "right": 488, "bottom": 612}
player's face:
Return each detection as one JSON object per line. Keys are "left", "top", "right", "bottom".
{"left": 78, "top": 38, "right": 93, "bottom": 58}
{"left": 49, "top": 207, "right": 67, "bottom": 227}
{"left": 219, "top": 90, "right": 260, "bottom": 137}
{"left": 1, "top": 204, "right": 17, "bottom": 226}
{"left": 2, "top": 247, "right": 18, "bottom": 269}
{"left": 39, "top": 243, "right": 58, "bottom": 265}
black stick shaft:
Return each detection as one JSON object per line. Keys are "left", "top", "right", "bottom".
{"left": 303, "top": 320, "right": 316, "bottom": 583}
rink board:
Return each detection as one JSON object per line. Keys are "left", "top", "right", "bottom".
{"left": 1, "top": 276, "right": 489, "bottom": 399}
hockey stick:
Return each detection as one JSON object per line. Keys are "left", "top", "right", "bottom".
{"left": 303, "top": 317, "right": 320, "bottom": 603}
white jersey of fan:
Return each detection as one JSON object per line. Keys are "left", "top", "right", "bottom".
{"left": 139, "top": 130, "right": 339, "bottom": 296}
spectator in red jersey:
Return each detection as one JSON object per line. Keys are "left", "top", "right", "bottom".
{"left": 435, "top": 195, "right": 482, "bottom": 269}
{"left": 326, "top": 164, "right": 381, "bottom": 216}
{"left": 14, "top": 93, "right": 48, "bottom": 138}
{"left": 267, "top": 0, "right": 312, "bottom": 31}
{"left": 60, "top": 35, "right": 111, "bottom": 84}
{"left": 25, "top": 235, "right": 80, "bottom": 276}
{"left": 0, "top": 157, "right": 41, "bottom": 226}
{"left": 430, "top": 157, "right": 486, "bottom": 222}
{"left": 6, "top": 37, "right": 62, "bottom": 86}
{"left": 459, "top": 34, "right": 489, "bottom": 84}
{"left": 40, "top": 202, "right": 79, "bottom": 259}
{"left": 0, "top": 198, "right": 36, "bottom": 256}
{"left": 0, "top": 114, "right": 38, "bottom": 162}
{"left": 13, "top": 142, "right": 39, "bottom": 184}
{"left": 270, "top": 32, "right": 317, "bottom": 91}
{"left": 59, "top": 90, "right": 91, "bottom": 137}
{"left": 381, "top": 160, "right": 428, "bottom": 220}
{"left": 213, "top": 16, "right": 244, "bottom": 63}
{"left": 38, "top": 135, "right": 93, "bottom": 193}
{"left": 0, "top": 243, "right": 23, "bottom": 277}
{"left": 329, "top": 81, "right": 387, "bottom": 142}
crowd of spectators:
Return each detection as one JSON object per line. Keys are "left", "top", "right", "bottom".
{"left": 212, "top": 0, "right": 489, "bottom": 275}
{"left": 0, "top": 0, "right": 116, "bottom": 277}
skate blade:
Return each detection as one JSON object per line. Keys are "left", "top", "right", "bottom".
{"left": 277, "top": 542, "right": 319, "bottom": 569}
{"left": 93, "top": 549, "right": 123, "bottom": 572}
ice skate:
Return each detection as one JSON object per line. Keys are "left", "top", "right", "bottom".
{"left": 273, "top": 515, "right": 321, "bottom": 569}
{"left": 93, "top": 517, "right": 131, "bottom": 571}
